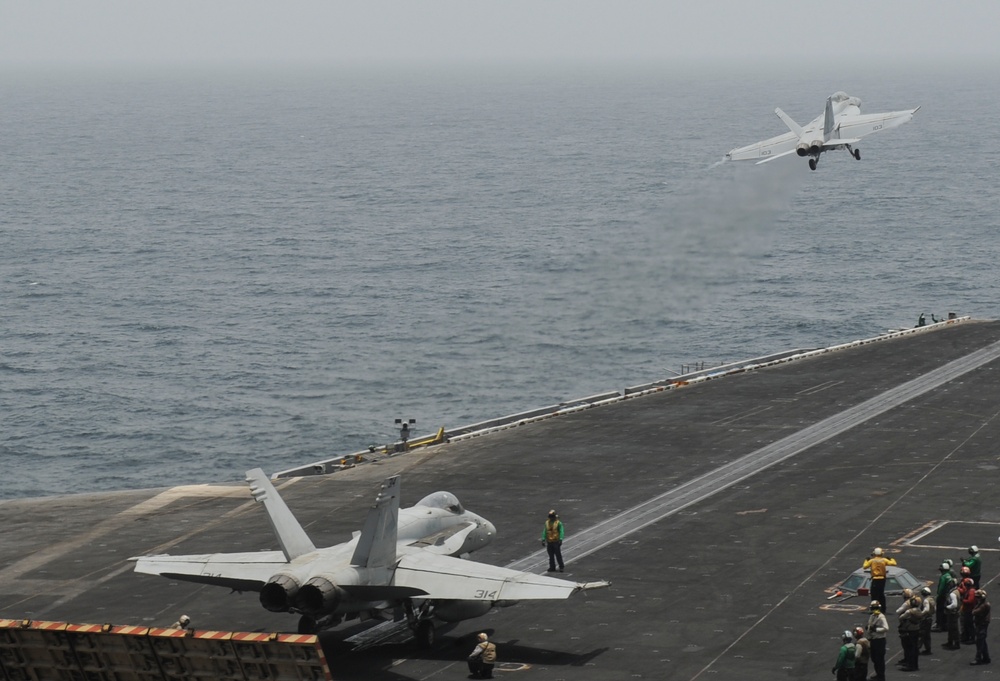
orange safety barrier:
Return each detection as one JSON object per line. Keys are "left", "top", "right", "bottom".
{"left": 0, "top": 619, "right": 331, "bottom": 681}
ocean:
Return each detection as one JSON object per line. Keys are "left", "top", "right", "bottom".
{"left": 2, "top": 62, "right": 998, "bottom": 500}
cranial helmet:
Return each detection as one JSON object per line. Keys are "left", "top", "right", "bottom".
{"left": 940, "top": 562, "right": 951, "bottom": 572}
{"left": 478, "top": 632, "right": 488, "bottom": 641}
{"left": 870, "top": 601, "right": 881, "bottom": 611}
{"left": 854, "top": 627, "right": 865, "bottom": 639}
{"left": 961, "top": 566, "right": 972, "bottom": 576}
{"left": 921, "top": 586, "right": 932, "bottom": 596}
{"left": 970, "top": 545, "right": 979, "bottom": 554}
{"left": 179, "top": 615, "right": 190, "bottom": 625}
{"left": 842, "top": 630, "right": 853, "bottom": 642}
{"left": 977, "top": 589, "right": 988, "bottom": 599}
{"left": 873, "top": 547, "right": 883, "bottom": 557}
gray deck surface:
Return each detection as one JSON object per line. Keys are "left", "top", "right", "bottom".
{"left": 3, "top": 319, "right": 1000, "bottom": 680}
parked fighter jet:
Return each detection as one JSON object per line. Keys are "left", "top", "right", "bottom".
{"left": 725, "top": 92, "right": 919, "bottom": 170}
{"left": 132, "top": 470, "right": 608, "bottom": 646}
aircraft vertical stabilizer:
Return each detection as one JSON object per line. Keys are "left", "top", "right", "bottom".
{"left": 246, "top": 468, "right": 316, "bottom": 561}
{"left": 823, "top": 97, "right": 835, "bottom": 140}
{"left": 351, "top": 476, "right": 401, "bottom": 568}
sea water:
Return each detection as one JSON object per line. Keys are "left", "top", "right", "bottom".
{"left": 2, "top": 62, "right": 998, "bottom": 499}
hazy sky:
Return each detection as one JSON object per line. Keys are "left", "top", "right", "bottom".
{"left": 1, "top": 0, "right": 997, "bottom": 69}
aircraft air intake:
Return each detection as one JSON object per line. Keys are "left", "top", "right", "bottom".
{"left": 296, "top": 577, "right": 349, "bottom": 616}
{"left": 259, "top": 573, "right": 302, "bottom": 612}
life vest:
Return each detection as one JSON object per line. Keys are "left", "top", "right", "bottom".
{"left": 545, "top": 519, "right": 562, "bottom": 542}
{"left": 482, "top": 643, "right": 497, "bottom": 663}
{"left": 868, "top": 557, "right": 891, "bottom": 579}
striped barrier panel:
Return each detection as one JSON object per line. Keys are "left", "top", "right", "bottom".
{"left": 0, "top": 620, "right": 330, "bottom": 681}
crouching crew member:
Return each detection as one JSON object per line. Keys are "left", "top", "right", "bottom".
{"left": 468, "top": 632, "right": 497, "bottom": 679}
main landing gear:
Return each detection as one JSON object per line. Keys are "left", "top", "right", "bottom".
{"left": 808, "top": 158, "right": 818, "bottom": 171}
{"left": 404, "top": 599, "right": 437, "bottom": 649}
{"left": 415, "top": 620, "right": 435, "bottom": 648}
{"left": 297, "top": 613, "right": 341, "bottom": 634}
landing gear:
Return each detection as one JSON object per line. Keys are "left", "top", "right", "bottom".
{"left": 403, "top": 599, "right": 437, "bottom": 649}
{"left": 853, "top": 148, "right": 861, "bottom": 160}
{"left": 808, "top": 158, "right": 817, "bottom": 171}
{"left": 298, "top": 615, "right": 318, "bottom": 634}
{"left": 415, "top": 620, "right": 435, "bottom": 649}
{"left": 296, "top": 614, "right": 339, "bottom": 634}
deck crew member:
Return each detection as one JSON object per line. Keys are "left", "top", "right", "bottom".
{"left": 866, "top": 601, "right": 889, "bottom": 681}
{"left": 832, "top": 630, "right": 856, "bottom": 681}
{"left": 919, "top": 586, "right": 935, "bottom": 654}
{"left": 541, "top": 510, "right": 565, "bottom": 573}
{"left": 862, "top": 547, "right": 897, "bottom": 611}
{"left": 964, "top": 546, "right": 982, "bottom": 588}
{"left": 852, "top": 627, "right": 870, "bottom": 681}
{"left": 960, "top": 575, "right": 977, "bottom": 643}
{"left": 971, "top": 589, "right": 991, "bottom": 666}
{"left": 934, "top": 561, "right": 955, "bottom": 632}
{"left": 897, "top": 596, "right": 922, "bottom": 671}
{"left": 943, "top": 581, "right": 962, "bottom": 649}
{"left": 467, "top": 632, "right": 497, "bottom": 679}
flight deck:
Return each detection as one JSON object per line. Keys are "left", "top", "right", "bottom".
{"left": 3, "top": 318, "right": 1000, "bottom": 680}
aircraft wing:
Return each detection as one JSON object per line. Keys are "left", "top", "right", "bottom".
{"left": 131, "top": 551, "right": 287, "bottom": 591}
{"left": 834, "top": 108, "right": 920, "bottom": 140}
{"left": 393, "top": 553, "right": 608, "bottom": 601}
{"left": 726, "top": 130, "right": 797, "bottom": 163}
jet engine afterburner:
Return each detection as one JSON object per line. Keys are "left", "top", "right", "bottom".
{"left": 259, "top": 572, "right": 303, "bottom": 612}
{"left": 796, "top": 140, "right": 823, "bottom": 157}
{"left": 296, "top": 576, "right": 350, "bottom": 616}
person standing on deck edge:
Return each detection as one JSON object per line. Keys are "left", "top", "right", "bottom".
{"left": 542, "top": 510, "right": 565, "bottom": 572}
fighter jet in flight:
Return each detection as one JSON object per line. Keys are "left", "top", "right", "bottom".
{"left": 726, "top": 92, "right": 919, "bottom": 170}
{"left": 133, "top": 470, "right": 608, "bottom": 646}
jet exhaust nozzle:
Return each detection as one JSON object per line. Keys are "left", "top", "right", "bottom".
{"left": 260, "top": 573, "right": 302, "bottom": 613}
{"left": 297, "top": 577, "right": 348, "bottom": 616}
{"left": 796, "top": 142, "right": 810, "bottom": 157}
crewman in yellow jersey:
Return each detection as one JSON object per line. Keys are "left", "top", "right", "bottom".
{"left": 863, "top": 547, "right": 897, "bottom": 611}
